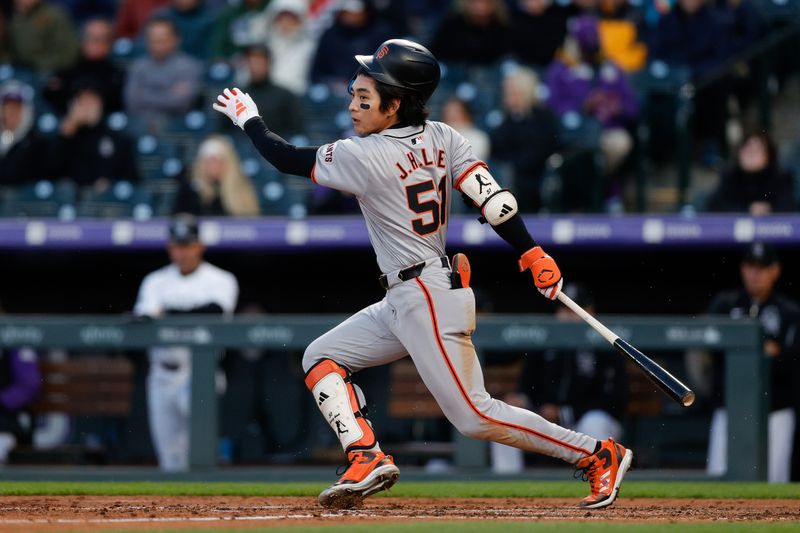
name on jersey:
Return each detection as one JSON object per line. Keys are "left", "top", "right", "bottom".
{"left": 395, "top": 148, "right": 446, "bottom": 180}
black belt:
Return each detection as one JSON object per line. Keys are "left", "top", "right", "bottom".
{"left": 159, "top": 361, "right": 182, "bottom": 371}
{"left": 379, "top": 256, "right": 448, "bottom": 290}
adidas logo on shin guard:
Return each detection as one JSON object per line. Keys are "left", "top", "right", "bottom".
{"left": 318, "top": 392, "right": 330, "bottom": 405}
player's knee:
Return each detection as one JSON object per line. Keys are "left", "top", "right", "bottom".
{"left": 454, "top": 416, "right": 494, "bottom": 440}
{"left": 301, "top": 340, "right": 327, "bottom": 373}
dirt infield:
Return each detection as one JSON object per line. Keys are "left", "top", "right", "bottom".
{"left": 0, "top": 496, "right": 798, "bottom": 530}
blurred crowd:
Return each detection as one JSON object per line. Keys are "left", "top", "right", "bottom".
{"left": 0, "top": 0, "right": 796, "bottom": 217}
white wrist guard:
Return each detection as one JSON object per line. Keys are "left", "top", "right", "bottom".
{"left": 457, "top": 166, "right": 518, "bottom": 225}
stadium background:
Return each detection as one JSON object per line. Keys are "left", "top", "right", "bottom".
{"left": 0, "top": 0, "right": 799, "bottom": 529}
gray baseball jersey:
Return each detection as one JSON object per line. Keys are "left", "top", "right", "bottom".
{"left": 304, "top": 121, "right": 598, "bottom": 464}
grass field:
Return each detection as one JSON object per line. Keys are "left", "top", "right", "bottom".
{"left": 1, "top": 481, "right": 799, "bottom": 532}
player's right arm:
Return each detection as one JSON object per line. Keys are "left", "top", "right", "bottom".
{"left": 213, "top": 88, "right": 317, "bottom": 178}
{"left": 134, "top": 272, "right": 163, "bottom": 318}
{"left": 449, "top": 126, "right": 562, "bottom": 300}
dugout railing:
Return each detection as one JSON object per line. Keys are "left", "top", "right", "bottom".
{"left": 0, "top": 315, "right": 765, "bottom": 481}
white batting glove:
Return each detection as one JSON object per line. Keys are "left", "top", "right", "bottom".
{"left": 212, "top": 87, "right": 260, "bottom": 129}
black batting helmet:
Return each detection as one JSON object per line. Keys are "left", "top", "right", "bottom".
{"left": 354, "top": 39, "right": 441, "bottom": 102}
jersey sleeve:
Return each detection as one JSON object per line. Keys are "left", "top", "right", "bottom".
{"left": 134, "top": 273, "right": 162, "bottom": 317}
{"left": 310, "top": 138, "right": 370, "bottom": 196}
{"left": 446, "top": 124, "right": 487, "bottom": 191}
{"left": 214, "top": 272, "right": 239, "bottom": 316}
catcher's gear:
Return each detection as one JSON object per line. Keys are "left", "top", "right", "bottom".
{"left": 451, "top": 253, "right": 471, "bottom": 289}
{"left": 456, "top": 164, "right": 517, "bottom": 226}
{"left": 575, "top": 438, "right": 633, "bottom": 509}
{"left": 355, "top": 39, "right": 441, "bottom": 102}
{"left": 318, "top": 450, "right": 400, "bottom": 509}
{"left": 212, "top": 88, "right": 260, "bottom": 130}
{"left": 304, "top": 359, "right": 376, "bottom": 452}
{"left": 519, "top": 246, "right": 563, "bottom": 300}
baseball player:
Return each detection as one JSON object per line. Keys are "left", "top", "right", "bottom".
{"left": 134, "top": 214, "right": 239, "bottom": 471}
{"left": 214, "top": 39, "right": 632, "bottom": 509}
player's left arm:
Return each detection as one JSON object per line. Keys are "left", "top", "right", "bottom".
{"left": 456, "top": 164, "right": 562, "bottom": 300}
{"left": 213, "top": 88, "right": 317, "bottom": 178}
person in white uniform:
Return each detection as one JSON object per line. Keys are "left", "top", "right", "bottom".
{"left": 213, "top": 38, "right": 632, "bottom": 510}
{"left": 133, "top": 214, "right": 239, "bottom": 471}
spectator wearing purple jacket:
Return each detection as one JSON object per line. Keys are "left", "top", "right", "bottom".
{"left": 0, "top": 348, "right": 41, "bottom": 464}
{"left": 546, "top": 15, "right": 638, "bottom": 175}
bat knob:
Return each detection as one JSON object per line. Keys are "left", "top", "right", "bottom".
{"left": 681, "top": 391, "right": 696, "bottom": 407}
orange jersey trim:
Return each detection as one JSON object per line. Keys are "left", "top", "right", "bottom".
{"left": 310, "top": 162, "right": 318, "bottom": 184}
{"left": 453, "top": 161, "right": 488, "bottom": 192}
{"left": 414, "top": 277, "right": 593, "bottom": 458}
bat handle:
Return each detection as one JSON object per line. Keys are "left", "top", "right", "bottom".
{"left": 556, "top": 292, "right": 619, "bottom": 345}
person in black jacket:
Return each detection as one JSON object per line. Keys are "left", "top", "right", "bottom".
{"left": 706, "top": 131, "right": 795, "bottom": 214}
{"left": 46, "top": 83, "right": 138, "bottom": 191}
{"left": 42, "top": 17, "right": 125, "bottom": 116}
{"left": 490, "top": 67, "right": 559, "bottom": 212}
{"left": 428, "top": 0, "right": 510, "bottom": 66}
{"left": 703, "top": 242, "right": 799, "bottom": 483}
{"left": 508, "top": 0, "right": 570, "bottom": 68}
{"left": 0, "top": 80, "right": 47, "bottom": 185}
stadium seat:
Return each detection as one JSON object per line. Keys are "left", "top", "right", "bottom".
{"left": 303, "top": 84, "right": 351, "bottom": 144}
{"left": 77, "top": 180, "right": 153, "bottom": 219}
{"left": 1, "top": 180, "right": 77, "bottom": 219}
{"left": 160, "top": 111, "right": 213, "bottom": 160}
{"left": 540, "top": 113, "right": 604, "bottom": 212}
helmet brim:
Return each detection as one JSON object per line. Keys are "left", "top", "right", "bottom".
{"left": 354, "top": 54, "right": 412, "bottom": 92}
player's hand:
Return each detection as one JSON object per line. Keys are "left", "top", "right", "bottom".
{"left": 519, "top": 245, "right": 563, "bottom": 300}
{"left": 212, "top": 87, "right": 260, "bottom": 130}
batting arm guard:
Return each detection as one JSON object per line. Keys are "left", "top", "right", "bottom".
{"left": 457, "top": 165, "right": 518, "bottom": 226}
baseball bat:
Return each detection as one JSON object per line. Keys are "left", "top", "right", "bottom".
{"left": 556, "top": 292, "right": 695, "bottom": 407}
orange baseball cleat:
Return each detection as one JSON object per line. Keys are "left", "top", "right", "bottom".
{"left": 574, "top": 438, "right": 633, "bottom": 509}
{"left": 318, "top": 450, "right": 400, "bottom": 509}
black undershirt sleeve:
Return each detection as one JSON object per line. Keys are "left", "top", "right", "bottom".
{"left": 490, "top": 213, "right": 537, "bottom": 255}
{"left": 243, "top": 117, "right": 318, "bottom": 178}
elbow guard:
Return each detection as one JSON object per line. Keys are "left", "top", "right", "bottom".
{"left": 457, "top": 165, "right": 518, "bottom": 225}
{"left": 480, "top": 190, "right": 518, "bottom": 225}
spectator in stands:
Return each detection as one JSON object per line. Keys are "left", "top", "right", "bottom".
{"left": 706, "top": 131, "right": 795, "bottom": 214}
{"left": 47, "top": 83, "right": 138, "bottom": 190}
{"left": 9, "top": 0, "right": 79, "bottom": 72}
{"left": 490, "top": 283, "right": 627, "bottom": 473}
{"left": 210, "top": 0, "right": 270, "bottom": 59}
{"left": 262, "top": 0, "right": 316, "bottom": 96}
{"left": 597, "top": 0, "right": 648, "bottom": 72}
{"left": 649, "top": 0, "right": 730, "bottom": 165}
{"left": 153, "top": 0, "right": 219, "bottom": 60}
{"left": 546, "top": 15, "right": 638, "bottom": 175}
{"left": 714, "top": 0, "right": 764, "bottom": 118}
{"left": 702, "top": 242, "right": 799, "bottom": 483}
{"left": 509, "top": 0, "right": 571, "bottom": 68}
{"left": 43, "top": 17, "right": 125, "bottom": 116}
{"left": 0, "top": 347, "right": 41, "bottom": 464}
{"left": 310, "top": 0, "right": 395, "bottom": 87}
{"left": 428, "top": 0, "right": 510, "bottom": 66}
{"left": 51, "top": 0, "right": 116, "bottom": 26}
{"left": 114, "top": 0, "right": 171, "bottom": 40}
{"left": 441, "top": 97, "right": 489, "bottom": 161}
{"left": 134, "top": 214, "right": 239, "bottom": 471}
{"left": 490, "top": 67, "right": 559, "bottom": 212}
{"left": 232, "top": 44, "right": 305, "bottom": 139}
{"left": 124, "top": 16, "right": 203, "bottom": 130}
{"left": 0, "top": 80, "right": 46, "bottom": 185}
{"left": 172, "top": 135, "right": 260, "bottom": 217}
